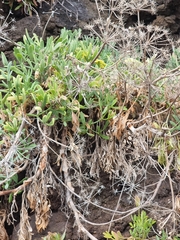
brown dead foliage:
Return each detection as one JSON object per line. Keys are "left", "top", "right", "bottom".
{"left": 111, "top": 111, "right": 130, "bottom": 140}
{"left": 27, "top": 176, "right": 51, "bottom": 233}
{"left": 175, "top": 195, "right": 180, "bottom": 214}
{"left": 0, "top": 210, "right": 9, "bottom": 240}
{"left": 72, "top": 111, "right": 80, "bottom": 133}
{"left": 35, "top": 199, "right": 51, "bottom": 233}
{"left": 24, "top": 125, "right": 52, "bottom": 233}
{"left": 18, "top": 204, "right": 33, "bottom": 240}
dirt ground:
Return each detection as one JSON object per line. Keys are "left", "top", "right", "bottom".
{"left": 0, "top": 0, "right": 180, "bottom": 239}
{"left": 10, "top": 165, "right": 179, "bottom": 239}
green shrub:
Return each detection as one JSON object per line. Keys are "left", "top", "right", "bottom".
{"left": 129, "top": 210, "right": 156, "bottom": 240}
{"left": 0, "top": 28, "right": 118, "bottom": 136}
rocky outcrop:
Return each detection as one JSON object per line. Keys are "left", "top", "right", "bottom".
{"left": 0, "top": 0, "right": 180, "bottom": 55}
{"left": 154, "top": 0, "right": 180, "bottom": 33}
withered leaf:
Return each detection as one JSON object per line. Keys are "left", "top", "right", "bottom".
{"left": 112, "top": 111, "right": 130, "bottom": 139}
{"left": 0, "top": 210, "right": 9, "bottom": 240}
{"left": 35, "top": 200, "right": 51, "bottom": 232}
{"left": 72, "top": 112, "right": 79, "bottom": 133}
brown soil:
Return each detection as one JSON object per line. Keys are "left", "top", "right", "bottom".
{"left": 10, "top": 165, "right": 180, "bottom": 239}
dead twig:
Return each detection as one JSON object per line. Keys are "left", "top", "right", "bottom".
{"left": 0, "top": 176, "right": 33, "bottom": 197}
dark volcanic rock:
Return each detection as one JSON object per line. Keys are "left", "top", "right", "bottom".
{"left": 1, "top": 0, "right": 180, "bottom": 54}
